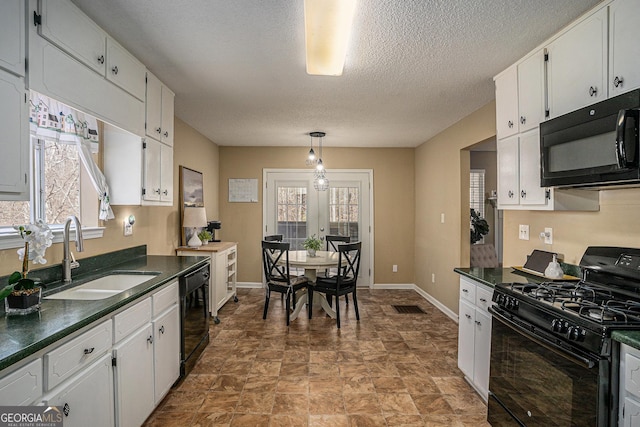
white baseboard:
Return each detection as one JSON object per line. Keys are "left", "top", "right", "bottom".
{"left": 237, "top": 281, "right": 458, "bottom": 323}
{"left": 411, "top": 284, "right": 459, "bottom": 323}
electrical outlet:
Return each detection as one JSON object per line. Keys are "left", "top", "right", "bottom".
{"left": 440, "top": 213, "right": 445, "bottom": 224}
{"left": 544, "top": 227, "right": 553, "bottom": 244}
{"left": 431, "top": 273, "right": 436, "bottom": 283}
{"left": 519, "top": 224, "right": 529, "bottom": 240}
{"left": 124, "top": 220, "right": 133, "bottom": 236}
{"left": 392, "top": 264, "right": 398, "bottom": 273}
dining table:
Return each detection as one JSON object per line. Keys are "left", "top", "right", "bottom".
{"left": 285, "top": 250, "right": 343, "bottom": 321}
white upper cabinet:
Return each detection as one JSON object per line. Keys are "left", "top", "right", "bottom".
{"left": 496, "top": 135, "right": 519, "bottom": 207}
{"left": 518, "top": 128, "right": 547, "bottom": 205}
{"left": 36, "top": 0, "right": 146, "bottom": 101}
{"left": 106, "top": 38, "right": 146, "bottom": 101}
{"left": 145, "top": 72, "right": 175, "bottom": 146}
{"left": 0, "top": 72, "right": 29, "bottom": 199}
{"left": 517, "top": 50, "right": 546, "bottom": 132}
{"left": 547, "top": 7, "right": 608, "bottom": 118}
{"left": 0, "top": 0, "right": 25, "bottom": 76}
{"left": 38, "top": 0, "right": 107, "bottom": 75}
{"left": 142, "top": 139, "right": 173, "bottom": 204}
{"left": 609, "top": 0, "right": 640, "bottom": 97}
{"left": 495, "top": 66, "right": 518, "bottom": 140}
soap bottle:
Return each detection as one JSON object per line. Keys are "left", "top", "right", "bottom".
{"left": 544, "top": 254, "right": 564, "bottom": 279}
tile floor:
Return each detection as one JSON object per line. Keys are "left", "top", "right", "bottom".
{"left": 144, "top": 288, "right": 490, "bottom": 426}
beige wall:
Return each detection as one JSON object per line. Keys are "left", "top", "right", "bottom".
{"left": 503, "top": 188, "right": 640, "bottom": 266}
{"left": 415, "top": 101, "right": 496, "bottom": 313}
{"left": 218, "top": 146, "right": 415, "bottom": 285}
{"left": 0, "top": 117, "right": 219, "bottom": 277}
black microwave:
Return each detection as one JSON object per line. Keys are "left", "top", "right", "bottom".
{"left": 540, "top": 89, "right": 640, "bottom": 188}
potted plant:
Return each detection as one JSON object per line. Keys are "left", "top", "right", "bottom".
{"left": 197, "top": 230, "right": 213, "bottom": 245}
{"left": 0, "top": 221, "right": 53, "bottom": 315}
{"left": 470, "top": 208, "right": 490, "bottom": 244}
{"left": 303, "top": 234, "right": 323, "bottom": 257}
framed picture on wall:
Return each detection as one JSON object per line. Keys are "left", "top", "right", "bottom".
{"left": 179, "top": 166, "right": 204, "bottom": 246}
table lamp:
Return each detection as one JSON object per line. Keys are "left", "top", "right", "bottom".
{"left": 183, "top": 206, "right": 207, "bottom": 247}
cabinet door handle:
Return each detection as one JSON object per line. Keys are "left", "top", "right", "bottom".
{"left": 163, "top": 131, "right": 169, "bottom": 138}
{"left": 520, "top": 116, "right": 526, "bottom": 125}
{"left": 508, "top": 190, "right": 514, "bottom": 198}
{"left": 521, "top": 190, "right": 526, "bottom": 198}
{"left": 154, "top": 188, "right": 161, "bottom": 194}
{"left": 147, "top": 335, "right": 153, "bottom": 344}
{"left": 163, "top": 189, "right": 168, "bottom": 196}
{"left": 159, "top": 325, "right": 165, "bottom": 334}
{"left": 465, "top": 314, "right": 472, "bottom": 319}
{"left": 507, "top": 120, "right": 513, "bottom": 128}
{"left": 156, "top": 127, "right": 162, "bottom": 134}
{"left": 480, "top": 298, "right": 487, "bottom": 303}
{"left": 614, "top": 76, "right": 624, "bottom": 88}
{"left": 462, "top": 288, "right": 468, "bottom": 293}
{"left": 112, "top": 65, "right": 119, "bottom": 75}
{"left": 475, "top": 320, "right": 482, "bottom": 326}
{"left": 589, "top": 86, "right": 597, "bottom": 97}
{"left": 97, "top": 55, "right": 105, "bottom": 64}
{"left": 83, "top": 347, "right": 95, "bottom": 355}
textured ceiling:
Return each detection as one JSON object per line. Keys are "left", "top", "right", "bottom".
{"left": 70, "top": 0, "right": 601, "bottom": 148}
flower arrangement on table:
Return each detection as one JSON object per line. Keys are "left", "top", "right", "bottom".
{"left": 302, "top": 234, "right": 323, "bottom": 257}
{"left": 1, "top": 221, "right": 53, "bottom": 314}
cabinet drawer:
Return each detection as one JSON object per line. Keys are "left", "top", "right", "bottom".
{"left": 476, "top": 286, "right": 493, "bottom": 314}
{"left": 113, "top": 297, "right": 152, "bottom": 343}
{"left": 153, "top": 281, "right": 178, "bottom": 317}
{"left": 460, "top": 277, "right": 476, "bottom": 304}
{"left": 0, "top": 358, "right": 42, "bottom": 405}
{"left": 44, "top": 319, "right": 112, "bottom": 390}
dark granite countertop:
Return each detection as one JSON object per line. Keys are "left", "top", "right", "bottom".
{"left": 0, "top": 246, "right": 209, "bottom": 372}
{"left": 454, "top": 267, "right": 549, "bottom": 288}
{"left": 612, "top": 331, "right": 640, "bottom": 350}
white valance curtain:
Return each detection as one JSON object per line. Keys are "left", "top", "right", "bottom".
{"left": 29, "top": 92, "right": 114, "bottom": 221}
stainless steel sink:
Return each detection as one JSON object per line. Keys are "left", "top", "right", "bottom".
{"left": 45, "top": 273, "right": 158, "bottom": 300}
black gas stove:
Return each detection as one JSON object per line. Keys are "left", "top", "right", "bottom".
{"left": 488, "top": 247, "right": 640, "bottom": 427}
{"left": 493, "top": 247, "right": 640, "bottom": 356}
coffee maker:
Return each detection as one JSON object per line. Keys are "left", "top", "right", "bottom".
{"left": 206, "top": 221, "right": 221, "bottom": 242}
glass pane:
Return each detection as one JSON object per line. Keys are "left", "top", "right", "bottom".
{"left": 0, "top": 201, "right": 30, "bottom": 227}
{"left": 329, "top": 186, "right": 359, "bottom": 241}
{"left": 276, "top": 186, "right": 307, "bottom": 250}
{"left": 43, "top": 141, "right": 80, "bottom": 224}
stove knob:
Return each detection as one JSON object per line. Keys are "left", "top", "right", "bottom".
{"left": 496, "top": 294, "right": 505, "bottom": 306}
{"left": 551, "top": 319, "right": 567, "bottom": 333}
{"left": 567, "top": 326, "right": 585, "bottom": 342}
{"left": 505, "top": 297, "right": 514, "bottom": 309}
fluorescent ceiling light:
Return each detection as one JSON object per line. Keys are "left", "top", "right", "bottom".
{"left": 304, "top": 0, "right": 357, "bottom": 76}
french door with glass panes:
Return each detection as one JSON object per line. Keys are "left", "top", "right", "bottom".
{"left": 264, "top": 169, "right": 372, "bottom": 287}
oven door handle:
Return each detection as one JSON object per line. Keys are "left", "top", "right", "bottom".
{"left": 489, "top": 306, "right": 597, "bottom": 369}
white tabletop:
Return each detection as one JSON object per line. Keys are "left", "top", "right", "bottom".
{"left": 287, "top": 250, "right": 341, "bottom": 269}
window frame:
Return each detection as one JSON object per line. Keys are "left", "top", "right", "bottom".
{"left": 0, "top": 136, "right": 104, "bottom": 251}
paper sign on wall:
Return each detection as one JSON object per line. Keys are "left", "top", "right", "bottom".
{"left": 228, "top": 178, "right": 258, "bottom": 202}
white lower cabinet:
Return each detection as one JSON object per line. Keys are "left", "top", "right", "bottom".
{"left": 619, "top": 343, "right": 640, "bottom": 426}
{"left": 41, "top": 354, "right": 114, "bottom": 427}
{"left": 458, "top": 276, "right": 493, "bottom": 401}
{"left": 0, "top": 359, "right": 42, "bottom": 405}
{"left": 152, "top": 303, "right": 180, "bottom": 404}
{"left": 113, "top": 323, "right": 155, "bottom": 427}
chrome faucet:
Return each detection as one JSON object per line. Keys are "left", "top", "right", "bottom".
{"left": 62, "top": 216, "right": 84, "bottom": 282}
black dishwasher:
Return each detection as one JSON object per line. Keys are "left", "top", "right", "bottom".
{"left": 179, "top": 263, "right": 210, "bottom": 378}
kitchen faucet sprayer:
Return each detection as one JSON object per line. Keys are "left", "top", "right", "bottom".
{"left": 62, "top": 215, "right": 84, "bottom": 282}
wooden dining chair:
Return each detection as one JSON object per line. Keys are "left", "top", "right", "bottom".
{"left": 323, "top": 235, "right": 351, "bottom": 304}
{"left": 314, "top": 242, "right": 361, "bottom": 328}
{"left": 263, "top": 234, "right": 283, "bottom": 242}
{"left": 261, "top": 240, "right": 311, "bottom": 326}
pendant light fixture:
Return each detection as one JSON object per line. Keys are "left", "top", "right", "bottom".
{"left": 308, "top": 131, "right": 329, "bottom": 191}
{"left": 305, "top": 133, "right": 317, "bottom": 167}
